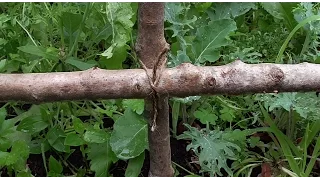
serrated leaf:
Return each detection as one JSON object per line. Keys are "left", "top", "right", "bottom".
{"left": 110, "top": 109, "right": 148, "bottom": 160}
{"left": 122, "top": 99, "right": 144, "bottom": 115}
{"left": 194, "top": 109, "right": 217, "bottom": 125}
{"left": 65, "top": 57, "right": 97, "bottom": 70}
{"left": 193, "top": 19, "right": 237, "bottom": 63}
{"left": 87, "top": 141, "right": 118, "bottom": 177}
{"left": 84, "top": 128, "right": 109, "bottom": 143}
{"left": 125, "top": 151, "right": 145, "bottom": 177}
{"left": 49, "top": 156, "right": 63, "bottom": 174}
{"left": 177, "top": 124, "right": 240, "bottom": 176}
{"left": 17, "top": 115, "right": 49, "bottom": 134}
{"left": 46, "top": 127, "right": 70, "bottom": 153}
{"left": 64, "top": 133, "right": 85, "bottom": 146}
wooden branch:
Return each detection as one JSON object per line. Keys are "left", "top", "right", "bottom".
{"left": 0, "top": 60, "right": 320, "bottom": 103}
{"left": 135, "top": 2, "right": 173, "bottom": 177}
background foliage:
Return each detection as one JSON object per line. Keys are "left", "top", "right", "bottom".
{"left": 0, "top": 2, "right": 320, "bottom": 177}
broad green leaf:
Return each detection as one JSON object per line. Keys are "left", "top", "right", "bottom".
{"left": 207, "top": 2, "right": 256, "bottom": 21}
{"left": 84, "top": 128, "right": 109, "bottom": 143}
{"left": 122, "top": 99, "right": 144, "bottom": 115}
{"left": 65, "top": 57, "right": 97, "bottom": 70}
{"left": 192, "top": 19, "right": 237, "bottom": 63}
{"left": 61, "top": 12, "right": 83, "bottom": 35}
{"left": 17, "top": 115, "right": 49, "bottom": 134}
{"left": 46, "top": 127, "right": 70, "bottom": 153}
{"left": 100, "top": 45, "right": 127, "bottom": 69}
{"left": 17, "top": 45, "right": 59, "bottom": 61}
{"left": 194, "top": 109, "right": 217, "bottom": 125}
{"left": 64, "top": 133, "right": 85, "bottom": 146}
{"left": 110, "top": 109, "right": 148, "bottom": 160}
{"left": 125, "top": 151, "right": 145, "bottom": 177}
{"left": 87, "top": 140, "right": 118, "bottom": 177}
{"left": 49, "top": 156, "right": 63, "bottom": 174}
{"left": 5, "top": 140, "right": 29, "bottom": 166}
{"left": 73, "top": 117, "right": 85, "bottom": 134}
{"left": 0, "top": 59, "right": 6, "bottom": 71}
{"left": 260, "top": 2, "right": 298, "bottom": 30}
{"left": 0, "top": 152, "right": 9, "bottom": 166}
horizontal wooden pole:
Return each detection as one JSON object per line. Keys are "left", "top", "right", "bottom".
{"left": 0, "top": 60, "right": 319, "bottom": 103}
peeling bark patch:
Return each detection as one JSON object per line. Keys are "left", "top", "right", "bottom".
{"left": 269, "top": 67, "right": 284, "bottom": 84}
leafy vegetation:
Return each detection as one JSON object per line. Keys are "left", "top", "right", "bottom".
{"left": 0, "top": 2, "right": 320, "bottom": 177}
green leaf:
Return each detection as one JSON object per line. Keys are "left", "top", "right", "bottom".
{"left": 87, "top": 141, "right": 118, "bottom": 177}
{"left": 122, "top": 99, "right": 144, "bottom": 115}
{"left": 100, "top": 45, "right": 127, "bottom": 69}
{"left": 61, "top": 12, "right": 83, "bottom": 35}
{"left": 194, "top": 109, "right": 217, "bottom": 125}
{"left": 17, "top": 45, "right": 59, "bottom": 61}
{"left": 17, "top": 115, "right": 49, "bottom": 134}
{"left": 64, "top": 133, "right": 85, "bottom": 146}
{"left": 73, "top": 117, "right": 85, "bottom": 134}
{"left": 84, "top": 128, "right": 109, "bottom": 143}
{"left": 0, "top": 59, "right": 6, "bottom": 71}
{"left": 29, "top": 139, "right": 50, "bottom": 154}
{"left": 207, "top": 2, "right": 256, "bottom": 21}
{"left": 106, "top": 2, "right": 134, "bottom": 48}
{"left": 65, "top": 57, "right": 97, "bottom": 70}
{"left": 46, "top": 127, "right": 70, "bottom": 153}
{"left": 260, "top": 2, "right": 298, "bottom": 30}
{"left": 192, "top": 19, "right": 237, "bottom": 63}
{"left": 110, "top": 109, "right": 148, "bottom": 160}
{"left": 171, "top": 100, "right": 180, "bottom": 137}
{"left": 125, "top": 151, "right": 145, "bottom": 177}
{"left": 177, "top": 124, "right": 240, "bottom": 176}
{"left": 0, "top": 107, "right": 7, "bottom": 125}
{"left": 219, "top": 106, "right": 236, "bottom": 122}
{"left": 5, "top": 140, "right": 29, "bottom": 166}
{"left": 49, "top": 156, "right": 63, "bottom": 174}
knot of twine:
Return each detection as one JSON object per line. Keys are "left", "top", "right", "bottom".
{"left": 138, "top": 43, "right": 170, "bottom": 132}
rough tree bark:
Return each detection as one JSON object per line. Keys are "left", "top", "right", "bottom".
{"left": 135, "top": 2, "right": 174, "bottom": 177}
{"left": 1, "top": 61, "right": 320, "bottom": 102}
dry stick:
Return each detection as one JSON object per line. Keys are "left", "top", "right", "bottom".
{"left": 137, "top": 44, "right": 169, "bottom": 131}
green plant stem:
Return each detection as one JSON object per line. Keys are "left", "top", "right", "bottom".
{"left": 276, "top": 15, "right": 320, "bottom": 63}
{"left": 41, "top": 143, "right": 49, "bottom": 175}
{"left": 171, "top": 161, "right": 196, "bottom": 176}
